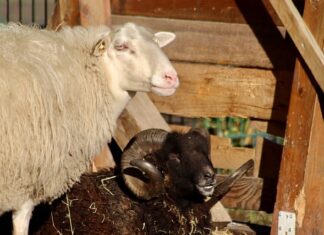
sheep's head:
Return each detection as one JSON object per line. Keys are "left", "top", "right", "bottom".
{"left": 92, "top": 22, "right": 179, "bottom": 97}
{"left": 121, "top": 128, "right": 254, "bottom": 206}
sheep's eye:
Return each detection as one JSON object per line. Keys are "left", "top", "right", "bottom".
{"left": 98, "top": 41, "right": 106, "bottom": 50}
{"left": 115, "top": 43, "right": 128, "bottom": 51}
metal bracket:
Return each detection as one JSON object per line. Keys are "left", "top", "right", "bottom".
{"left": 278, "top": 211, "right": 296, "bottom": 235}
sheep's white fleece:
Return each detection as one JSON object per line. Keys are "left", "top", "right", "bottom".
{"left": 0, "top": 24, "right": 117, "bottom": 213}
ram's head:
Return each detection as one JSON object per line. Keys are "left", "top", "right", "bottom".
{"left": 121, "top": 128, "right": 253, "bottom": 209}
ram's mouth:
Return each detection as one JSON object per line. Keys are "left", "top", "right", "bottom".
{"left": 196, "top": 184, "right": 216, "bottom": 197}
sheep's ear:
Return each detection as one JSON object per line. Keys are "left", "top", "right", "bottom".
{"left": 154, "top": 32, "right": 176, "bottom": 48}
{"left": 92, "top": 38, "right": 108, "bottom": 57}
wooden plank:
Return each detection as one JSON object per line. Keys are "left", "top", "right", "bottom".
{"left": 114, "top": 92, "right": 170, "bottom": 150}
{"left": 212, "top": 145, "right": 255, "bottom": 172}
{"left": 48, "top": 0, "right": 80, "bottom": 29}
{"left": 269, "top": 0, "right": 324, "bottom": 92}
{"left": 299, "top": 98, "right": 324, "bottom": 233}
{"left": 111, "top": 0, "right": 284, "bottom": 26}
{"left": 79, "top": 0, "right": 111, "bottom": 26}
{"left": 210, "top": 202, "right": 232, "bottom": 225}
{"left": 218, "top": 175, "right": 263, "bottom": 210}
{"left": 149, "top": 62, "right": 293, "bottom": 121}
{"left": 271, "top": 0, "right": 324, "bottom": 233}
{"left": 112, "top": 15, "right": 295, "bottom": 69}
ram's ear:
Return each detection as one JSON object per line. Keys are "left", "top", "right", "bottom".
{"left": 154, "top": 32, "right": 176, "bottom": 48}
{"left": 92, "top": 38, "right": 108, "bottom": 57}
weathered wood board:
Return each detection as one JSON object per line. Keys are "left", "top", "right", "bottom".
{"left": 270, "top": 0, "right": 324, "bottom": 92}
{"left": 149, "top": 62, "right": 292, "bottom": 121}
{"left": 112, "top": 15, "right": 295, "bottom": 69}
{"left": 111, "top": 0, "right": 284, "bottom": 25}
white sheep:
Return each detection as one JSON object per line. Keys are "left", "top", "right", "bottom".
{"left": 0, "top": 22, "right": 179, "bottom": 235}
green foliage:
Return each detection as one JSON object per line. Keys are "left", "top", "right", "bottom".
{"left": 202, "top": 117, "right": 284, "bottom": 147}
{"left": 202, "top": 117, "right": 253, "bottom": 147}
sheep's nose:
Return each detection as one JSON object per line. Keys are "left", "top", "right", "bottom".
{"left": 164, "top": 70, "right": 179, "bottom": 87}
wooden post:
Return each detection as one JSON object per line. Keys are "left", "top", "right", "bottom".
{"left": 48, "top": 0, "right": 80, "bottom": 28}
{"left": 271, "top": 0, "right": 324, "bottom": 233}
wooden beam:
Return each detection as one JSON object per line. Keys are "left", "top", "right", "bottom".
{"left": 149, "top": 62, "right": 292, "bottom": 121}
{"left": 111, "top": 0, "right": 285, "bottom": 26}
{"left": 269, "top": 0, "right": 324, "bottom": 92}
{"left": 112, "top": 15, "right": 295, "bottom": 69}
{"left": 271, "top": 0, "right": 324, "bottom": 233}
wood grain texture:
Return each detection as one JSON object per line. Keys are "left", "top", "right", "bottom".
{"left": 269, "top": 0, "right": 324, "bottom": 92}
{"left": 149, "top": 62, "right": 292, "bottom": 121}
{"left": 299, "top": 98, "right": 324, "bottom": 233}
{"left": 212, "top": 145, "right": 255, "bottom": 172}
{"left": 112, "top": 15, "right": 295, "bottom": 69}
{"left": 79, "top": 0, "right": 111, "bottom": 26}
{"left": 217, "top": 175, "right": 263, "bottom": 210}
{"left": 111, "top": 0, "right": 283, "bottom": 26}
{"left": 271, "top": 0, "right": 324, "bottom": 233}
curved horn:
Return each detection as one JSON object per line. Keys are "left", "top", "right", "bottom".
{"left": 121, "top": 128, "right": 168, "bottom": 200}
{"left": 205, "top": 159, "right": 254, "bottom": 210}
